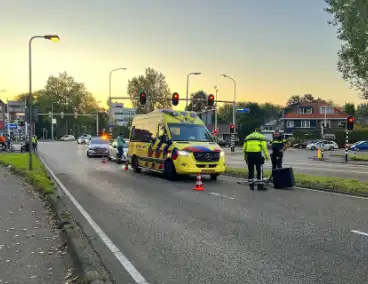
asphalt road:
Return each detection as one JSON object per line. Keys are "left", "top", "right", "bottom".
{"left": 38, "top": 141, "right": 368, "bottom": 284}
{"left": 225, "top": 148, "right": 368, "bottom": 181}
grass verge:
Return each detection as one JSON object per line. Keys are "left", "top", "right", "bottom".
{"left": 334, "top": 153, "right": 368, "bottom": 161}
{"left": 0, "top": 153, "right": 53, "bottom": 194}
{"left": 225, "top": 166, "right": 368, "bottom": 196}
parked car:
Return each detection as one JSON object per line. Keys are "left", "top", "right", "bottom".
{"left": 293, "top": 140, "right": 320, "bottom": 149}
{"left": 86, "top": 137, "right": 109, "bottom": 157}
{"left": 60, "top": 135, "right": 75, "bottom": 141}
{"left": 306, "top": 140, "right": 338, "bottom": 151}
{"left": 108, "top": 139, "right": 129, "bottom": 164}
{"left": 77, "top": 134, "right": 91, "bottom": 144}
{"left": 351, "top": 140, "right": 368, "bottom": 151}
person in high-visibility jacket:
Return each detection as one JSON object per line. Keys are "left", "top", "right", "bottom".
{"left": 269, "top": 133, "right": 288, "bottom": 169}
{"left": 32, "top": 135, "right": 38, "bottom": 151}
{"left": 242, "top": 128, "right": 269, "bottom": 190}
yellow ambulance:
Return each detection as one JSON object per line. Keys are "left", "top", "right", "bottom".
{"left": 128, "top": 109, "right": 226, "bottom": 180}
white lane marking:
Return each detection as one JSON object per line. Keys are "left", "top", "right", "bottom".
{"left": 351, "top": 230, "right": 368, "bottom": 237}
{"left": 39, "top": 156, "right": 148, "bottom": 284}
{"left": 300, "top": 187, "right": 368, "bottom": 200}
{"left": 209, "top": 192, "right": 235, "bottom": 200}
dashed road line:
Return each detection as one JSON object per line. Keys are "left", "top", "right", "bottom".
{"left": 351, "top": 230, "right": 368, "bottom": 237}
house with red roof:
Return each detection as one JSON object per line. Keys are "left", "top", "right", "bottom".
{"left": 280, "top": 101, "right": 347, "bottom": 134}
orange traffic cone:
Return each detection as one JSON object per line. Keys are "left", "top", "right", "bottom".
{"left": 124, "top": 161, "right": 129, "bottom": 171}
{"left": 101, "top": 157, "right": 106, "bottom": 164}
{"left": 193, "top": 173, "right": 204, "bottom": 191}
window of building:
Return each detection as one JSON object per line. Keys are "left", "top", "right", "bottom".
{"left": 286, "top": 120, "right": 294, "bottom": 128}
{"left": 319, "top": 106, "right": 334, "bottom": 114}
{"left": 298, "top": 107, "right": 313, "bottom": 114}
{"left": 301, "top": 120, "right": 310, "bottom": 128}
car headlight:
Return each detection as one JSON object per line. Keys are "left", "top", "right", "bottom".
{"left": 177, "top": 150, "right": 190, "bottom": 156}
{"left": 220, "top": 150, "right": 225, "bottom": 156}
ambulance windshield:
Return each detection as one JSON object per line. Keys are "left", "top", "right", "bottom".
{"left": 168, "top": 123, "right": 214, "bottom": 142}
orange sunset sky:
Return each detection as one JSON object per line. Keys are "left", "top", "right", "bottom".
{"left": 0, "top": 0, "right": 364, "bottom": 109}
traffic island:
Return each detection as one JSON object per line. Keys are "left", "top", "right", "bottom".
{"left": 225, "top": 166, "right": 368, "bottom": 197}
{"left": 0, "top": 153, "right": 112, "bottom": 284}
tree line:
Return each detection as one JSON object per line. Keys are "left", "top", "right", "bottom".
{"left": 16, "top": 67, "right": 368, "bottom": 140}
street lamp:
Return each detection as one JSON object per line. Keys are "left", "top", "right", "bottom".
{"left": 96, "top": 101, "right": 101, "bottom": 136}
{"left": 185, "top": 72, "right": 202, "bottom": 110}
{"left": 29, "top": 34, "right": 60, "bottom": 171}
{"left": 213, "top": 85, "right": 219, "bottom": 141}
{"left": 221, "top": 74, "right": 236, "bottom": 152}
{"left": 108, "top": 68, "right": 126, "bottom": 132}
{"left": 221, "top": 74, "right": 236, "bottom": 127}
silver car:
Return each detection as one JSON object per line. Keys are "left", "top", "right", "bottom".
{"left": 108, "top": 139, "right": 129, "bottom": 164}
{"left": 77, "top": 134, "right": 91, "bottom": 144}
{"left": 86, "top": 137, "right": 109, "bottom": 157}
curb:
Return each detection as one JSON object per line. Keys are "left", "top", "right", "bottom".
{"left": 38, "top": 157, "right": 113, "bottom": 284}
{"left": 0, "top": 158, "right": 112, "bottom": 284}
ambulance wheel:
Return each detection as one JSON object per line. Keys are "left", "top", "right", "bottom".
{"left": 164, "top": 160, "right": 177, "bottom": 181}
{"left": 210, "top": 174, "right": 218, "bottom": 181}
{"left": 132, "top": 156, "right": 141, "bottom": 173}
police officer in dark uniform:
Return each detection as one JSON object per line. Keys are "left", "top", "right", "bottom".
{"left": 269, "top": 132, "right": 288, "bottom": 169}
{"left": 242, "top": 128, "right": 269, "bottom": 190}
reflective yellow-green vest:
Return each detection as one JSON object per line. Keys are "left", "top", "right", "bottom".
{"left": 242, "top": 131, "right": 269, "bottom": 158}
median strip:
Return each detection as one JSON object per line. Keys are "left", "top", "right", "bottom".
{"left": 225, "top": 166, "right": 368, "bottom": 197}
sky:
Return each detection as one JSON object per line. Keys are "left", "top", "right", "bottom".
{"left": 0, "top": 0, "right": 364, "bottom": 109}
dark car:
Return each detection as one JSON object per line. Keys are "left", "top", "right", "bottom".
{"left": 86, "top": 137, "right": 109, "bottom": 157}
{"left": 293, "top": 139, "right": 320, "bottom": 149}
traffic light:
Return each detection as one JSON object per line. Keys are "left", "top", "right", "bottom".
{"left": 347, "top": 115, "right": 355, "bottom": 130}
{"left": 139, "top": 91, "right": 147, "bottom": 105}
{"left": 172, "top": 92, "right": 179, "bottom": 106}
{"left": 229, "top": 124, "right": 235, "bottom": 133}
{"left": 208, "top": 94, "right": 215, "bottom": 107}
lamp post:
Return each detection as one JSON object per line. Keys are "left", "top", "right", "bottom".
{"left": 185, "top": 72, "right": 202, "bottom": 110}
{"left": 221, "top": 74, "right": 236, "bottom": 152}
{"left": 213, "top": 85, "right": 219, "bottom": 141}
{"left": 108, "top": 68, "right": 126, "bottom": 133}
{"left": 29, "top": 34, "right": 60, "bottom": 171}
{"left": 96, "top": 101, "right": 101, "bottom": 136}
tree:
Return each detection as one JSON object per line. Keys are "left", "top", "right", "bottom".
{"left": 286, "top": 95, "right": 302, "bottom": 106}
{"left": 356, "top": 103, "right": 368, "bottom": 118}
{"left": 186, "top": 90, "right": 209, "bottom": 112}
{"left": 16, "top": 72, "right": 98, "bottom": 138}
{"left": 127, "top": 67, "right": 171, "bottom": 114}
{"left": 261, "top": 103, "right": 282, "bottom": 121}
{"left": 325, "top": 0, "right": 368, "bottom": 98}
{"left": 343, "top": 102, "right": 355, "bottom": 115}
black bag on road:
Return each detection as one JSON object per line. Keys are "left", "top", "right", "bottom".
{"left": 272, "top": 167, "right": 294, "bottom": 189}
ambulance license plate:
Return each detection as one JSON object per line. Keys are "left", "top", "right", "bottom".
{"left": 202, "top": 169, "right": 215, "bottom": 173}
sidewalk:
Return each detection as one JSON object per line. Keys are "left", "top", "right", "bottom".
{"left": 0, "top": 166, "right": 74, "bottom": 283}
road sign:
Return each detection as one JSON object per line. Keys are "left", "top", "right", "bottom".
{"left": 236, "top": 108, "right": 250, "bottom": 113}
{"left": 6, "top": 123, "right": 18, "bottom": 129}
{"left": 52, "top": 118, "right": 56, "bottom": 124}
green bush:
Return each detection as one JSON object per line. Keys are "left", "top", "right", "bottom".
{"left": 335, "top": 130, "right": 368, "bottom": 147}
